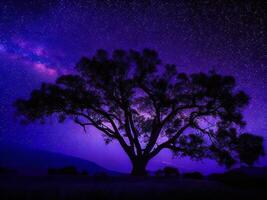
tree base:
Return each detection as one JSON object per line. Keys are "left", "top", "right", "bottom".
{"left": 130, "top": 160, "right": 148, "bottom": 176}
{"left": 130, "top": 170, "right": 147, "bottom": 176}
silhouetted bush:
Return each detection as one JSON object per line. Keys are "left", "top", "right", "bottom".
{"left": 223, "top": 171, "right": 250, "bottom": 181}
{"left": 183, "top": 172, "right": 203, "bottom": 180}
{"left": 208, "top": 171, "right": 249, "bottom": 183}
{"left": 0, "top": 167, "right": 16, "bottom": 175}
{"left": 155, "top": 169, "right": 165, "bottom": 177}
{"left": 93, "top": 172, "right": 109, "bottom": 180}
{"left": 213, "top": 171, "right": 250, "bottom": 183}
{"left": 163, "top": 167, "right": 180, "bottom": 177}
{"left": 207, "top": 173, "right": 222, "bottom": 181}
{"left": 48, "top": 166, "right": 77, "bottom": 175}
{"left": 207, "top": 170, "right": 267, "bottom": 187}
{"left": 81, "top": 170, "right": 88, "bottom": 176}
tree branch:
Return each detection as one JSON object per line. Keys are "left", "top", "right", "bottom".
{"left": 144, "top": 104, "right": 201, "bottom": 155}
{"left": 149, "top": 124, "right": 191, "bottom": 158}
{"left": 127, "top": 111, "right": 142, "bottom": 155}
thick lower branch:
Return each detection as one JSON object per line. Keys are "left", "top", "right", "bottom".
{"left": 127, "top": 111, "right": 142, "bottom": 155}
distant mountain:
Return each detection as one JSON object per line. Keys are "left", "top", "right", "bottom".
{"left": 0, "top": 144, "right": 120, "bottom": 175}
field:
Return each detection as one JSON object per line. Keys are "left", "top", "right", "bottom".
{"left": 0, "top": 176, "right": 267, "bottom": 200}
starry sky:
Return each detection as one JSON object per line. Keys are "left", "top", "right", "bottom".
{"left": 0, "top": 0, "right": 266, "bottom": 174}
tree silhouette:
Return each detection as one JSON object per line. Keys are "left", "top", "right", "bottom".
{"left": 14, "top": 49, "right": 264, "bottom": 176}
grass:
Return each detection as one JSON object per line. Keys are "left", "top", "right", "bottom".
{"left": 1, "top": 175, "right": 267, "bottom": 200}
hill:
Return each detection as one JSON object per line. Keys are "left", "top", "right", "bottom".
{"left": 0, "top": 144, "right": 119, "bottom": 175}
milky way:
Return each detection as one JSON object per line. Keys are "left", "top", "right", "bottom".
{"left": 0, "top": 0, "right": 266, "bottom": 173}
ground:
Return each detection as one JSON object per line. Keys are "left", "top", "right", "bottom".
{"left": 0, "top": 176, "right": 267, "bottom": 200}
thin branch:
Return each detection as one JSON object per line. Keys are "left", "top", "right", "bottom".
{"left": 74, "top": 119, "right": 93, "bottom": 132}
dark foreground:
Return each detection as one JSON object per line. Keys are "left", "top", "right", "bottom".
{"left": 0, "top": 176, "right": 267, "bottom": 200}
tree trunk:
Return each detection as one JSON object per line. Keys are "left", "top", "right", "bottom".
{"left": 130, "top": 158, "right": 149, "bottom": 176}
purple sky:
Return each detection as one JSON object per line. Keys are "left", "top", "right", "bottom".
{"left": 0, "top": 0, "right": 266, "bottom": 174}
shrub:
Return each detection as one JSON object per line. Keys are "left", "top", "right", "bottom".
{"left": 81, "top": 170, "right": 88, "bottom": 176}
{"left": 163, "top": 167, "right": 180, "bottom": 177}
{"left": 48, "top": 166, "right": 77, "bottom": 175}
{"left": 155, "top": 169, "right": 164, "bottom": 177}
{"left": 0, "top": 167, "right": 16, "bottom": 175}
{"left": 93, "top": 172, "right": 109, "bottom": 180}
{"left": 183, "top": 172, "right": 203, "bottom": 180}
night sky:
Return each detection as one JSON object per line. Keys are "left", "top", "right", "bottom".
{"left": 0, "top": 0, "right": 266, "bottom": 174}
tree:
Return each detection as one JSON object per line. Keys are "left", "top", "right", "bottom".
{"left": 14, "top": 49, "right": 264, "bottom": 176}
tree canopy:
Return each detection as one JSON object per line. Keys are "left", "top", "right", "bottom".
{"left": 14, "top": 49, "right": 265, "bottom": 175}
